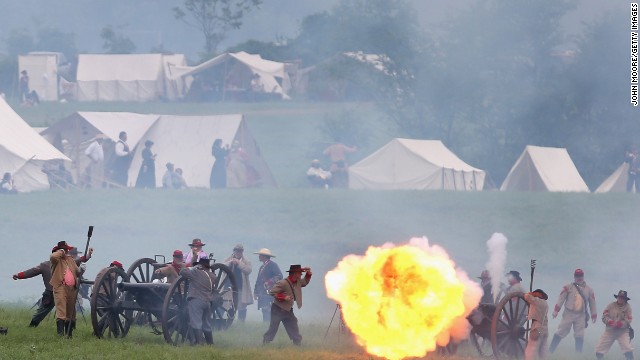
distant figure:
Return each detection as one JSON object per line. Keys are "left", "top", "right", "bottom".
{"left": 84, "top": 134, "right": 106, "bottom": 189}
{"left": 227, "top": 140, "right": 248, "bottom": 188}
{"left": 306, "top": 159, "right": 331, "bottom": 188}
{"left": 223, "top": 244, "right": 253, "bottom": 322}
{"left": 43, "top": 161, "right": 74, "bottom": 189}
{"left": 0, "top": 172, "right": 18, "bottom": 194}
{"left": 173, "top": 168, "right": 187, "bottom": 189}
{"left": 625, "top": 146, "right": 640, "bottom": 193}
{"left": 162, "top": 163, "right": 176, "bottom": 189}
{"left": 595, "top": 290, "right": 633, "bottom": 360}
{"left": 523, "top": 289, "right": 549, "bottom": 360}
{"left": 323, "top": 141, "right": 356, "bottom": 188}
{"left": 135, "top": 140, "right": 156, "bottom": 189}
{"left": 19, "top": 70, "right": 39, "bottom": 105}
{"left": 210, "top": 139, "right": 229, "bottom": 189}
{"left": 250, "top": 73, "right": 264, "bottom": 101}
{"left": 111, "top": 131, "right": 132, "bottom": 187}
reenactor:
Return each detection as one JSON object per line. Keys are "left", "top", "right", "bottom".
{"left": 263, "top": 265, "right": 312, "bottom": 346}
{"left": 504, "top": 270, "right": 524, "bottom": 294}
{"left": 12, "top": 259, "right": 54, "bottom": 327}
{"left": 154, "top": 250, "right": 185, "bottom": 283}
{"left": 595, "top": 290, "right": 633, "bottom": 360}
{"left": 223, "top": 244, "right": 252, "bottom": 322}
{"left": 253, "top": 248, "right": 282, "bottom": 322}
{"left": 478, "top": 270, "right": 494, "bottom": 304}
{"left": 548, "top": 268, "right": 597, "bottom": 353}
{"left": 180, "top": 256, "right": 216, "bottom": 345}
{"left": 50, "top": 241, "right": 93, "bottom": 338}
{"left": 523, "top": 289, "right": 549, "bottom": 360}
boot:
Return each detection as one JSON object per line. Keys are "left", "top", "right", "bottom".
{"left": 596, "top": 353, "right": 604, "bottom": 359}
{"left": 575, "top": 337, "right": 584, "bottom": 353}
{"left": 191, "top": 328, "right": 203, "bottom": 345}
{"left": 56, "top": 319, "right": 65, "bottom": 336}
{"left": 28, "top": 320, "right": 38, "bottom": 327}
{"left": 548, "top": 334, "right": 562, "bottom": 354}
{"left": 66, "top": 321, "right": 75, "bottom": 338}
{"left": 625, "top": 351, "right": 634, "bottom": 360}
{"left": 203, "top": 331, "right": 213, "bottom": 345}
{"left": 238, "top": 309, "right": 247, "bottom": 322}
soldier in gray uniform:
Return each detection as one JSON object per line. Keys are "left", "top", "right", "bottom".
{"left": 12, "top": 261, "right": 54, "bottom": 327}
{"left": 548, "top": 268, "right": 597, "bottom": 353}
{"left": 595, "top": 290, "right": 633, "bottom": 360}
{"left": 180, "top": 256, "right": 216, "bottom": 345}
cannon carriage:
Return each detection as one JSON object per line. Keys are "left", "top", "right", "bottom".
{"left": 88, "top": 255, "right": 239, "bottom": 345}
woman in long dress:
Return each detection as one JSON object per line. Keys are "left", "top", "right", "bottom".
{"left": 226, "top": 140, "right": 248, "bottom": 188}
{"left": 135, "top": 140, "right": 156, "bottom": 188}
{"left": 209, "top": 138, "right": 229, "bottom": 189}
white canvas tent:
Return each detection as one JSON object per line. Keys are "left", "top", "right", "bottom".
{"left": 18, "top": 53, "right": 61, "bottom": 101}
{"left": 170, "top": 51, "right": 292, "bottom": 100}
{"left": 41, "top": 112, "right": 276, "bottom": 188}
{"left": 595, "top": 163, "right": 632, "bottom": 193}
{"left": 349, "top": 138, "right": 487, "bottom": 190}
{"left": 76, "top": 54, "right": 187, "bottom": 102}
{"left": 0, "top": 97, "right": 70, "bottom": 191}
{"left": 500, "top": 145, "right": 589, "bottom": 192}
{"left": 128, "top": 114, "right": 276, "bottom": 188}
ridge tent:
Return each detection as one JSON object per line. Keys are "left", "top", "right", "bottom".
{"left": 41, "top": 112, "right": 276, "bottom": 188}
{"left": 170, "top": 51, "right": 292, "bottom": 100}
{"left": 40, "top": 112, "right": 161, "bottom": 184}
{"left": 595, "top": 163, "right": 633, "bottom": 193}
{"left": 0, "top": 97, "right": 70, "bottom": 191}
{"left": 76, "top": 54, "right": 187, "bottom": 102}
{"left": 348, "top": 138, "right": 487, "bottom": 190}
{"left": 500, "top": 145, "right": 589, "bottom": 192}
{"left": 128, "top": 114, "right": 276, "bottom": 188}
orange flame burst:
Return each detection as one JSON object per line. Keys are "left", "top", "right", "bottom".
{"left": 325, "top": 237, "right": 482, "bottom": 360}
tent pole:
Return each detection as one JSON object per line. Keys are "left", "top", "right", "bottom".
{"left": 461, "top": 170, "right": 466, "bottom": 191}
{"left": 451, "top": 168, "right": 457, "bottom": 190}
{"left": 222, "top": 58, "right": 228, "bottom": 102}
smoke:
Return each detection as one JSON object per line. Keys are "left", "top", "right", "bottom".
{"left": 485, "top": 232, "right": 508, "bottom": 303}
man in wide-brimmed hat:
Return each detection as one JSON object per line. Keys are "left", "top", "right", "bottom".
{"left": 505, "top": 270, "right": 524, "bottom": 295}
{"left": 523, "top": 288, "right": 549, "bottom": 360}
{"left": 549, "top": 268, "right": 598, "bottom": 354}
{"left": 595, "top": 290, "right": 634, "bottom": 360}
{"left": 185, "top": 239, "right": 207, "bottom": 267}
{"left": 223, "top": 244, "right": 252, "bottom": 322}
{"left": 478, "top": 270, "right": 496, "bottom": 304}
{"left": 50, "top": 241, "right": 93, "bottom": 338}
{"left": 180, "top": 255, "right": 216, "bottom": 345}
{"left": 253, "top": 248, "right": 282, "bottom": 322}
{"left": 263, "top": 264, "right": 312, "bottom": 346}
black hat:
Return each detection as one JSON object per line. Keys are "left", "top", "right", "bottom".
{"left": 506, "top": 270, "right": 522, "bottom": 282}
{"left": 52, "top": 241, "right": 72, "bottom": 252}
{"left": 615, "top": 290, "right": 631, "bottom": 301}
{"left": 533, "top": 289, "right": 548, "bottom": 300}
{"left": 287, "top": 264, "right": 304, "bottom": 273}
{"left": 195, "top": 256, "right": 210, "bottom": 267}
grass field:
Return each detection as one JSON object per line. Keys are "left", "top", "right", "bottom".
{"left": 2, "top": 101, "right": 640, "bottom": 359}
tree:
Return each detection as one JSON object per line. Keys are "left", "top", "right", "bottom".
{"left": 35, "top": 27, "right": 77, "bottom": 60}
{"left": 173, "top": 0, "right": 262, "bottom": 57}
{"left": 6, "top": 29, "right": 35, "bottom": 58}
{"left": 100, "top": 26, "right": 136, "bottom": 54}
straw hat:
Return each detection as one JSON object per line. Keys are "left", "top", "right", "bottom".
{"left": 254, "top": 248, "right": 275, "bottom": 257}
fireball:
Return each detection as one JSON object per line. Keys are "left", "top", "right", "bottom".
{"left": 325, "top": 237, "right": 482, "bottom": 360}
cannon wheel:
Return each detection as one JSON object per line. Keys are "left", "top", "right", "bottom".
{"left": 126, "top": 257, "right": 162, "bottom": 331}
{"left": 127, "top": 258, "right": 158, "bottom": 284}
{"left": 162, "top": 275, "right": 191, "bottom": 345}
{"left": 491, "top": 292, "right": 530, "bottom": 359}
{"left": 210, "top": 263, "right": 238, "bottom": 330}
{"left": 90, "top": 267, "right": 132, "bottom": 338}
{"left": 470, "top": 329, "right": 494, "bottom": 358}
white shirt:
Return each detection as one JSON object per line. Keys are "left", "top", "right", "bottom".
{"left": 115, "top": 141, "right": 129, "bottom": 157}
{"left": 307, "top": 166, "right": 331, "bottom": 180}
{"left": 85, "top": 141, "right": 104, "bottom": 162}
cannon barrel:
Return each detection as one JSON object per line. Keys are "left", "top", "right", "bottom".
{"left": 80, "top": 279, "right": 95, "bottom": 286}
{"left": 117, "top": 282, "right": 171, "bottom": 291}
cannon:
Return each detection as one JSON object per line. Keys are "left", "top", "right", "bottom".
{"left": 438, "top": 292, "right": 531, "bottom": 359}
{"left": 89, "top": 257, "right": 238, "bottom": 345}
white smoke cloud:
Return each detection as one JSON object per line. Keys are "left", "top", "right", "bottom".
{"left": 486, "top": 233, "right": 508, "bottom": 303}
